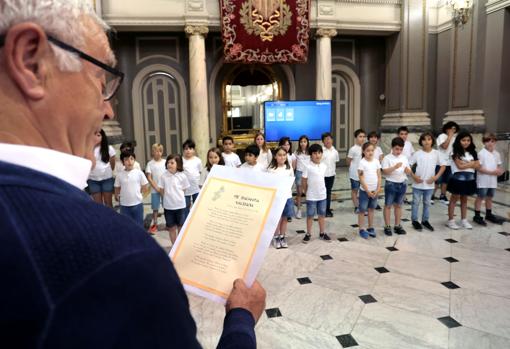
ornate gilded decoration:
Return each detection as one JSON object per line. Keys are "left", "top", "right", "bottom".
{"left": 239, "top": 0, "right": 292, "bottom": 42}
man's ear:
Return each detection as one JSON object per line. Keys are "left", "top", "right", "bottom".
{"left": 3, "top": 23, "right": 49, "bottom": 100}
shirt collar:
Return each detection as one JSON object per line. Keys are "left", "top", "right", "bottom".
{"left": 0, "top": 143, "right": 92, "bottom": 190}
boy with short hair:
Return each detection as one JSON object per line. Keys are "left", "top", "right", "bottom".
{"left": 368, "top": 131, "right": 384, "bottom": 162}
{"left": 347, "top": 129, "right": 366, "bottom": 213}
{"left": 434, "top": 121, "right": 459, "bottom": 205}
{"left": 145, "top": 143, "right": 166, "bottom": 234}
{"left": 474, "top": 133, "right": 504, "bottom": 225}
{"left": 221, "top": 136, "right": 241, "bottom": 167}
{"left": 382, "top": 137, "right": 413, "bottom": 235}
{"left": 182, "top": 139, "right": 202, "bottom": 220}
{"left": 240, "top": 144, "right": 264, "bottom": 171}
{"left": 321, "top": 132, "right": 339, "bottom": 217}
{"left": 302, "top": 144, "right": 330, "bottom": 243}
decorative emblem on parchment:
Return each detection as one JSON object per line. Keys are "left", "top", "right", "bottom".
{"left": 239, "top": 0, "right": 292, "bottom": 42}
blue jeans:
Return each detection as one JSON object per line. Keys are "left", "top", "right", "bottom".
{"left": 184, "top": 193, "right": 199, "bottom": 219}
{"left": 358, "top": 190, "right": 378, "bottom": 213}
{"left": 384, "top": 181, "right": 407, "bottom": 206}
{"left": 411, "top": 188, "right": 433, "bottom": 222}
{"left": 306, "top": 199, "right": 327, "bottom": 217}
{"left": 120, "top": 203, "right": 144, "bottom": 226}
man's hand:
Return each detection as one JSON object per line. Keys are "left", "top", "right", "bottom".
{"left": 226, "top": 279, "right": 266, "bottom": 323}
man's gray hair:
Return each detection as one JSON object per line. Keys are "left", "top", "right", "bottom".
{"left": 0, "top": 0, "right": 110, "bottom": 71}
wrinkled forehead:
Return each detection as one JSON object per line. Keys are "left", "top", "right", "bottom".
{"left": 81, "top": 15, "right": 116, "bottom": 66}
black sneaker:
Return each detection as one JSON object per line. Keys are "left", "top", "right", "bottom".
{"left": 302, "top": 233, "right": 311, "bottom": 243}
{"left": 287, "top": 217, "right": 293, "bottom": 222}
{"left": 394, "top": 225, "right": 407, "bottom": 235}
{"left": 384, "top": 226, "right": 393, "bottom": 236}
{"left": 325, "top": 211, "right": 333, "bottom": 218}
{"left": 422, "top": 221, "right": 434, "bottom": 231}
{"left": 375, "top": 204, "right": 382, "bottom": 211}
{"left": 404, "top": 198, "right": 411, "bottom": 205}
{"left": 319, "top": 232, "right": 332, "bottom": 242}
{"left": 412, "top": 221, "right": 423, "bottom": 231}
{"left": 473, "top": 215, "right": 487, "bottom": 226}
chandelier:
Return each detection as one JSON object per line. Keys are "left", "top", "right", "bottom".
{"left": 446, "top": 0, "right": 473, "bottom": 26}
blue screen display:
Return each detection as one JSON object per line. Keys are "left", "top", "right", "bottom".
{"left": 264, "top": 100, "right": 332, "bottom": 141}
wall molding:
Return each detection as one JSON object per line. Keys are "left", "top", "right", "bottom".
{"left": 486, "top": 0, "right": 510, "bottom": 14}
{"left": 135, "top": 37, "right": 180, "bottom": 65}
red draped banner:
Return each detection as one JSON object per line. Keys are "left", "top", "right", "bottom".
{"left": 220, "top": 0, "right": 311, "bottom": 64}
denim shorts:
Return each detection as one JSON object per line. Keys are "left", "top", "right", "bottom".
{"left": 306, "top": 199, "right": 327, "bottom": 217}
{"left": 350, "top": 178, "right": 360, "bottom": 190}
{"left": 358, "top": 190, "right": 378, "bottom": 213}
{"left": 384, "top": 181, "right": 407, "bottom": 206}
{"left": 87, "top": 177, "right": 114, "bottom": 194}
{"left": 164, "top": 208, "right": 185, "bottom": 228}
{"left": 477, "top": 187, "right": 495, "bottom": 198}
{"left": 436, "top": 165, "right": 452, "bottom": 185}
{"left": 295, "top": 170, "right": 303, "bottom": 186}
{"left": 151, "top": 192, "right": 162, "bottom": 210}
{"left": 282, "top": 198, "right": 294, "bottom": 217}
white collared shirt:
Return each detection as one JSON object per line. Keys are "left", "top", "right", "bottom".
{"left": 0, "top": 143, "right": 91, "bottom": 189}
{"left": 321, "top": 146, "right": 339, "bottom": 177}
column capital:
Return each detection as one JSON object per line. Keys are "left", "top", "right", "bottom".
{"left": 184, "top": 25, "right": 209, "bottom": 37}
{"left": 316, "top": 28, "right": 337, "bottom": 39}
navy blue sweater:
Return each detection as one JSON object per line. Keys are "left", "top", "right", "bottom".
{"left": 0, "top": 161, "right": 256, "bottom": 348}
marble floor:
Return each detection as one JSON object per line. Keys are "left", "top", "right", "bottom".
{"left": 148, "top": 169, "right": 510, "bottom": 349}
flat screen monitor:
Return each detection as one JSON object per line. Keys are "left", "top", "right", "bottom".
{"left": 263, "top": 100, "right": 332, "bottom": 141}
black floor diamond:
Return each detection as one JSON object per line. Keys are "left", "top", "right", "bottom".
{"left": 444, "top": 257, "right": 459, "bottom": 263}
{"left": 320, "top": 254, "right": 333, "bottom": 260}
{"left": 386, "top": 246, "right": 398, "bottom": 252}
{"left": 297, "top": 277, "right": 312, "bottom": 285}
{"left": 401, "top": 218, "right": 410, "bottom": 222}
{"left": 337, "top": 200, "right": 344, "bottom": 203}
{"left": 296, "top": 230, "right": 306, "bottom": 234}
{"left": 506, "top": 248, "right": 510, "bottom": 252}
{"left": 498, "top": 232, "right": 510, "bottom": 236}
{"left": 375, "top": 267, "right": 390, "bottom": 273}
{"left": 445, "top": 238, "right": 458, "bottom": 243}
{"left": 441, "top": 281, "right": 460, "bottom": 289}
{"left": 351, "top": 224, "right": 359, "bottom": 228}
{"left": 438, "top": 316, "right": 462, "bottom": 328}
{"left": 338, "top": 237, "right": 349, "bottom": 242}
{"left": 336, "top": 334, "right": 359, "bottom": 348}
{"left": 359, "top": 294, "right": 377, "bottom": 304}
{"left": 265, "top": 308, "right": 282, "bottom": 318}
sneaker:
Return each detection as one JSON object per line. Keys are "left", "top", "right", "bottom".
{"left": 302, "top": 233, "right": 311, "bottom": 244}
{"left": 384, "top": 226, "right": 393, "bottom": 236}
{"left": 446, "top": 219, "right": 460, "bottom": 230}
{"left": 404, "top": 198, "right": 411, "bottom": 205}
{"left": 461, "top": 219, "right": 473, "bottom": 229}
{"left": 430, "top": 195, "right": 437, "bottom": 205}
{"left": 375, "top": 204, "right": 382, "bottom": 211}
{"left": 473, "top": 215, "right": 487, "bottom": 226}
{"left": 149, "top": 224, "right": 158, "bottom": 234}
{"left": 359, "top": 229, "right": 369, "bottom": 239}
{"left": 295, "top": 208, "right": 302, "bottom": 219}
{"left": 273, "top": 236, "right": 282, "bottom": 249}
{"left": 367, "top": 227, "right": 376, "bottom": 237}
{"left": 325, "top": 210, "right": 333, "bottom": 218}
{"left": 319, "top": 232, "right": 332, "bottom": 242}
{"left": 439, "top": 194, "right": 449, "bottom": 205}
{"left": 394, "top": 225, "right": 407, "bottom": 235}
{"left": 287, "top": 217, "right": 292, "bottom": 222}
{"left": 421, "top": 221, "right": 434, "bottom": 231}
{"left": 412, "top": 220, "right": 423, "bottom": 231}
{"left": 354, "top": 207, "right": 360, "bottom": 214}
{"left": 280, "top": 236, "right": 288, "bottom": 248}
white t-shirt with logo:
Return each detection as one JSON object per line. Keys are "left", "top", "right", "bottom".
{"left": 183, "top": 156, "right": 202, "bottom": 196}
{"left": 477, "top": 148, "right": 501, "bottom": 188}
{"left": 347, "top": 144, "right": 363, "bottom": 180}
{"left": 89, "top": 145, "right": 116, "bottom": 181}
{"left": 409, "top": 149, "right": 443, "bottom": 190}
{"left": 382, "top": 153, "right": 409, "bottom": 183}
{"left": 222, "top": 152, "right": 241, "bottom": 167}
{"left": 114, "top": 169, "right": 148, "bottom": 207}
{"left": 451, "top": 152, "right": 476, "bottom": 174}
{"left": 357, "top": 158, "right": 381, "bottom": 192}
{"left": 145, "top": 159, "right": 166, "bottom": 193}
{"left": 158, "top": 171, "right": 190, "bottom": 210}
{"left": 322, "top": 146, "right": 339, "bottom": 177}
{"left": 267, "top": 166, "right": 294, "bottom": 199}
{"left": 437, "top": 133, "right": 456, "bottom": 166}
{"left": 295, "top": 152, "right": 310, "bottom": 172}
{"left": 302, "top": 162, "right": 327, "bottom": 201}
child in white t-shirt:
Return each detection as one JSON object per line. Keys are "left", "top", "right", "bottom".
{"left": 321, "top": 132, "right": 340, "bottom": 217}
{"left": 254, "top": 132, "right": 272, "bottom": 168}
{"left": 357, "top": 143, "right": 381, "bottom": 239}
{"left": 114, "top": 150, "right": 149, "bottom": 227}
{"left": 182, "top": 139, "right": 202, "bottom": 220}
{"left": 279, "top": 136, "right": 296, "bottom": 170}
{"left": 294, "top": 135, "right": 310, "bottom": 219}
{"left": 268, "top": 147, "right": 295, "bottom": 249}
{"left": 221, "top": 136, "right": 241, "bottom": 167}
{"left": 398, "top": 126, "right": 415, "bottom": 205}
{"left": 145, "top": 143, "right": 166, "bottom": 234}
{"left": 382, "top": 137, "right": 413, "bottom": 236}
{"left": 474, "top": 133, "right": 504, "bottom": 226}
{"left": 434, "top": 121, "right": 459, "bottom": 205}
{"left": 158, "top": 154, "right": 190, "bottom": 243}
{"left": 113, "top": 141, "right": 141, "bottom": 177}
{"left": 368, "top": 131, "right": 384, "bottom": 163}
{"left": 409, "top": 132, "right": 445, "bottom": 232}
{"left": 347, "top": 129, "right": 366, "bottom": 213}
{"left": 88, "top": 129, "right": 116, "bottom": 208}
{"left": 200, "top": 147, "right": 225, "bottom": 187}
{"left": 240, "top": 144, "right": 264, "bottom": 171}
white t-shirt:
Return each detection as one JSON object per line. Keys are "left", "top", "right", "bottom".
{"left": 451, "top": 152, "right": 476, "bottom": 174}
{"left": 183, "top": 156, "right": 202, "bottom": 196}
{"left": 403, "top": 140, "right": 415, "bottom": 160}
{"left": 347, "top": 144, "right": 363, "bottom": 180}
{"left": 477, "top": 148, "right": 501, "bottom": 188}
{"left": 158, "top": 171, "right": 190, "bottom": 210}
{"left": 145, "top": 159, "right": 166, "bottom": 193}
{"left": 295, "top": 152, "right": 310, "bottom": 172}
{"left": 89, "top": 145, "right": 116, "bottom": 181}
{"left": 222, "top": 152, "right": 241, "bottom": 167}
{"left": 409, "top": 149, "right": 443, "bottom": 190}
{"left": 358, "top": 158, "right": 381, "bottom": 192}
{"left": 374, "top": 146, "right": 384, "bottom": 161}
{"left": 114, "top": 160, "right": 141, "bottom": 177}
{"left": 240, "top": 162, "right": 265, "bottom": 172}
{"left": 257, "top": 149, "right": 273, "bottom": 168}
{"left": 287, "top": 153, "right": 297, "bottom": 169}
{"left": 267, "top": 166, "right": 294, "bottom": 199}
{"left": 114, "top": 169, "right": 148, "bottom": 207}
{"left": 382, "top": 153, "right": 409, "bottom": 183}
{"left": 322, "top": 146, "right": 339, "bottom": 177}
{"left": 437, "top": 133, "right": 456, "bottom": 166}
{"left": 302, "top": 162, "right": 327, "bottom": 201}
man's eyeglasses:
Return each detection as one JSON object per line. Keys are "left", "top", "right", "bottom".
{"left": 0, "top": 34, "right": 124, "bottom": 101}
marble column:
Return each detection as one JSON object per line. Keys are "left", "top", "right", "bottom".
{"left": 185, "top": 25, "right": 210, "bottom": 161}
{"left": 315, "top": 28, "right": 337, "bottom": 100}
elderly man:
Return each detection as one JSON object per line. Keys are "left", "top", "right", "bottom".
{"left": 0, "top": 1, "right": 265, "bottom": 348}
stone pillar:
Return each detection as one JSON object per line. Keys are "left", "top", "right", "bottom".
{"left": 315, "top": 28, "right": 337, "bottom": 100}
{"left": 185, "top": 25, "right": 210, "bottom": 161}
